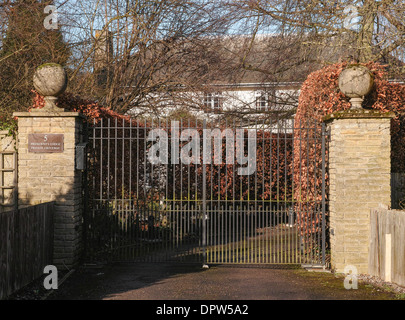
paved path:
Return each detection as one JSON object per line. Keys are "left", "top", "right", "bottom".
{"left": 49, "top": 263, "right": 399, "bottom": 301}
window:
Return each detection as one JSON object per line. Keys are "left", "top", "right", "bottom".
{"left": 255, "top": 90, "right": 275, "bottom": 112}
{"left": 203, "top": 92, "right": 222, "bottom": 112}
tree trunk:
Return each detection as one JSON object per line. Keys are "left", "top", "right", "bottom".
{"left": 358, "top": 0, "right": 378, "bottom": 63}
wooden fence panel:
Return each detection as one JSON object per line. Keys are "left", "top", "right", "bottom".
{"left": 0, "top": 202, "right": 54, "bottom": 300}
{"left": 369, "top": 207, "right": 405, "bottom": 287}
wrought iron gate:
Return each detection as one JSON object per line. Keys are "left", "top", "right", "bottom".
{"left": 84, "top": 117, "right": 328, "bottom": 266}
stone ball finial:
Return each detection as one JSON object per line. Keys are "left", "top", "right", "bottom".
{"left": 33, "top": 63, "right": 67, "bottom": 112}
{"left": 338, "top": 65, "right": 374, "bottom": 110}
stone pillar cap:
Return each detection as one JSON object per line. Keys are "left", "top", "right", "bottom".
{"left": 323, "top": 109, "right": 396, "bottom": 122}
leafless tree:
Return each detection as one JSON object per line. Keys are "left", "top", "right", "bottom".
{"left": 0, "top": 0, "right": 69, "bottom": 124}
{"left": 61, "top": 0, "right": 234, "bottom": 115}
{"left": 226, "top": 0, "right": 405, "bottom": 79}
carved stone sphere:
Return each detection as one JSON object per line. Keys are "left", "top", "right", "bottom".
{"left": 33, "top": 63, "right": 67, "bottom": 97}
{"left": 338, "top": 65, "right": 374, "bottom": 99}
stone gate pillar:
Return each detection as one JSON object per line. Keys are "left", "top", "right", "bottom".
{"left": 13, "top": 64, "right": 85, "bottom": 269}
{"left": 324, "top": 65, "right": 394, "bottom": 274}
{"left": 324, "top": 110, "right": 393, "bottom": 274}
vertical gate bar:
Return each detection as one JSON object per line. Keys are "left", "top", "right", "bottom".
{"left": 245, "top": 119, "right": 248, "bottom": 263}
{"left": 270, "top": 118, "right": 274, "bottom": 263}
{"left": 291, "top": 118, "right": 296, "bottom": 264}
{"left": 218, "top": 204, "right": 223, "bottom": 263}
{"left": 232, "top": 120, "right": 236, "bottom": 264}
{"left": 110, "top": 120, "right": 114, "bottom": 256}
{"left": 306, "top": 120, "right": 311, "bottom": 264}
{"left": 309, "top": 121, "right": 313, "bottom": 264}
{"left": 267, "top": 124, "right": 270, "bottom": 263}
{"left": 321, "top": 122, "right": 326, "bottom": 266}
{"left": 192, "top": 118, "right": 196, "bottom": 262}
{"left": 117, "top": 203, "right": 121, "bottom": 261}
{"left": 114, "top": 118, "right": 118, "bottom": 206}
{"left": 181, "top": 118, "right": 185, "bottom": 262}
{"left": 219, "top": 204, "right": 224, "bottom": 263}
{"left": 224, "top": 206, "right": 227, "bottom": 263}
{"left": 208, "top": 122, "right": 213, "bottom": 262}
{"left": 221, "top": 204, "right": 223, "bottom": 263}
{"left": 254, "top": 119, "right": 257, "bottom": 264}
{"left": 115, "top": 123, "right": 119, "bottom": 261}
{"left": 234, "top": 204, "right": 237, "bottom": 264}
{"left": 160, "top": 119, "right": 164, "bottom": 262}
{"left": 175, "top": 203, "right": 178, "bottom": 262}
{"left": 129, "top": 119, "right": 133, "bottom": 259}
{"left": 193, "top": 119, "right": 197, "bottom": 212}
{"left": 211, "top": 206, "right": 214, "bottom": 264}
{"left": 209, "top": 202, "right": 215, "bottom": 263}
{"left": 150, "top": 119, "right": 154, "bottom": 262}
{"left": 133, "top": 202, "right": 136, "bottom": 260}
{"left": 153, "top": 119, "right": 158, "bottom": 262}
{"left": 89, "top": 119, "right": 94, "bottom": 259}
{"left": 209, "top": 204, "right": 212, "bottom": 263}
{"left": 100, "top": 118, "right": 103, "bottom": 203}
{"left": 276, "top": 113, "right": 280, "bottom": 264}
{"left": 172, "top": 120, "right": 176, "bottom": 261}
{"left": 186, "top": 121, "right": 192, "bottom": 262}
{"left": 288, "top": 119, "right": 291, "bottom": 263}
{"left": 313, "top": 119, "right": 319, "bottom": 264}
{"left": 117, "top": 120, "right": 122, "bottom": 260}
{"left": 122, "top": 118, "right": 125, "bottom": 260}
{"left": 262, "top": 119, "right": 265, "bottom": 264}
{"left": 298, "top": 118, "right": 303, "bottom": 264}
{"left": 229, "top": 205, "right": 233, "bottom": 264}
{"left": 179, "top": 120, "right": 183, "bottom": 262}
{"left": 202, "top": 120, "right": 207, "bottom": 265}
{"left": 218, "top": 123, "right": 221, "bottom": 262}
{"left": 226, "top": 204, "right": 229, "bottom": 263}
{"left": 144, "top": 119, "right": 148, "bottom": 259}
{"left": 287, "top": 122, "right": 291, "bottom": 264}
{"left": 106, "top": 119, "right": 113, "bottom": 254}
{"left": 311, "top": 119, "right": 322, "bottom": 264}
{"left": 176, "top": 201, "right": 179, "bottom": 257}
{"left": 248, "top": 202, "right": 251, "bottom": 264}
{"left": 219, "top": 205, "right": 221, "bottom": 264}
{"left": 243, "top": 203, "right": 246, "bottom": 264}
{"left": 136, "top": 121, "right": 139, "bottom": 207}
{"left": 282, "top": 123, "right": 286, "bottom": 264}
{"left": 238, "top": 204, "right": 241, "bottom": 264}
{"left": 136, "top": 122, "right": 139, "bottom": 260}
{"left": 234, "top": 202, "right": 238, "bottom": 263}
{"left": 165, "top": 119, "right": 168, "bottom": 262}
{"left": 82, "top": 119, "right": 89, "bottom": 261}
{"left": 231, "top": 204, "right": 234, "bottom": 264}
{"left": 94, "top": 119, "right": 98, "bottom": 259}
{"left": 265, "top": 206, "right": 268, "bottom": 263}
{"left": 215, "top": 205, "right": 218, "bottom": 263}
{"left": 111, "top": 119, "right": 115, "bottom": 257}
{"left": 171, "top": 122, "right": 175, "bottom": 260}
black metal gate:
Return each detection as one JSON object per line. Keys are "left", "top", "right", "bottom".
{"left": 84, "top": 117, "right": 328, "bottom": 266}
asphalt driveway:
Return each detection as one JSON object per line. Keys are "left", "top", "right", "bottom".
{"left": 48, "top": 263, "right": 401, "bottom": 301}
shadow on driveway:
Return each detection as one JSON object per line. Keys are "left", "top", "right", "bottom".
{"left": 48, "top": 263, "right": 401, "bottom": 301}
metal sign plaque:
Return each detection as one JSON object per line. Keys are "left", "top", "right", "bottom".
{"left": 28, "top": 133, "right": 64, "bottom": 153}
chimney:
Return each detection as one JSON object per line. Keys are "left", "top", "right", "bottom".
{"left": 94, "top": 29, "right": 113, "bottom": 85}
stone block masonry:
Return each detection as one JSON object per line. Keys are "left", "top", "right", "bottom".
{"left": 324, "top": 110, "right": 394, "bottom": 274}
{"left": 13, "top": 112, "right": 85, "bottom": 269}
